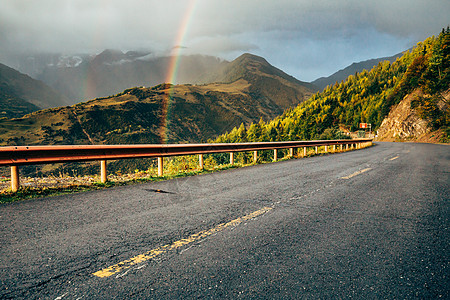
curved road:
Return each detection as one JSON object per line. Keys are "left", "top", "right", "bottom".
{"left": 1, "top": 142, "right": 449, "bottom": 299}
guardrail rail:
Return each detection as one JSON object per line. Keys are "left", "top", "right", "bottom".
{"left": 0, "top": 139, "right": 373, "bottom": 192}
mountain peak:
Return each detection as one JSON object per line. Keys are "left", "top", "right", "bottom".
{"left": 235, "top": 53, "right": 269, "bottom": 64}
{"left": 91, "top": 49, "right": 125, "bottom": 65}
{"left": 197, "top": 53, "right": 317, "bottom": 92}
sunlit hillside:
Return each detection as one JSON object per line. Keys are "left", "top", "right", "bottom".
{"left": 216, "top": 29, "right": 450, "bottom": 144}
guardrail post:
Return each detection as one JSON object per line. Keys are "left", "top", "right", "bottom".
{"left": 340, "top": 144, "right": 343, "bottom": 151}
{"left": 11, "top": 165, "right": 19, "bottom": 192}
{"left": 273, "top": 149, "right": 278, "bottom": 162}
{"left": 324, "top": 145, "right": 328, "bottom": 153}
{"left": 303, "top": 147, "right": 307, "bottom": 157}
{"left": 253, "top": 151, "right": 258, "bottom": 163}
{"left": 333, "top": 145, "right": 336, "bottom": 152}
{"left": 158, "top": 157, "right": 164, "bottom": 176}
{"left": 100, "top": 160, "right": 107, "bottom": 183}
{"left": 315, "top": 146, "right": 318, "bottom": 154}
{"left": 289, "top": 148, "right": 294, "bottom": 157}
{"left": 230, "top": 152, "right": 234, "bottom": 165}
{"left": 199, "top": 154, "right": 204, "bottom": 170}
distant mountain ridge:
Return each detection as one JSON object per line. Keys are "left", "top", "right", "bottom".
{"left": 197, "top": 53, "right": 318, "bottom": 111}
{"left": 4, "top": 50, "right": 317, "bottom": 106}
{"left": 311, "top": 52, "right": 404, "bottom": 90}
{"left": 36, "top": 51, "right": 224, "bottom": 104}
{"left": 0, "top": 63, "right": 70, "bottom": 118}
{"left": 197, "top": 53, "right": 313, "bottom": 87}
{"left": 0, "top": 53, "right": 316, "bottom": 147}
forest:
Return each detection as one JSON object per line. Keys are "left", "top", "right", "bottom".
{"left": 215, "top": 28, "right": 450, "bottom": 146}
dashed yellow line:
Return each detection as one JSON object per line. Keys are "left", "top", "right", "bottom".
{"left": 341, "top": 168, "right": 372, "bottom": 179}
{"left": 389, "top": 156, "right": 399, "bottom": 161}
{"left": 93, "top": 207, "right": 273, "bottom": 278}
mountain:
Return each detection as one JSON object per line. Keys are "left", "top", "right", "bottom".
{"left": 0, "top": 87, "right": 40, "bottom": 119}
{"left": 197, "top": 53, "right": 318, "bottom": 109}
{"left": 1, "top": 53, "right": 91, "bottom": 78}
{"left": 376, "top": 89, "right": 450, "bottom": 142}
{"left": 0, "top": 63, "right": 70, "bottom": 118}
{"left": 311, "top": 52, "right": 405, "bottom": 90}
{"left": 36, "top": 51, "right": 225, "bottom": 104}
{"left": 216, "top": 29, "right": 450, "bottom": 144}
{"left": 0, "top": 53, "right": 316, "bottom": 147}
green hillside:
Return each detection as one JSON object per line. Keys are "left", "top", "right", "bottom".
{"left": 311, "top": 52, "right": 404, "bottom": 90}
{"left": 0, "top": 84, "right": 41, "bottom": 119}
{"left": 216, "top": 28, "right": 450, "bottom": 144}
{"left": 0, "top": 54, "right": 317, "bottom": 146}
{"left": 0, "top": 63, "right": 70, "bottom": 112}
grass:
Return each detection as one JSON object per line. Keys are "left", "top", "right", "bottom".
{"left": 0, "top": 143, "right": 372, "bottom": 204}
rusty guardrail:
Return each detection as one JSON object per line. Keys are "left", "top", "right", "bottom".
{"left": 0, "top": 139, "right": 372, "bottom": 192}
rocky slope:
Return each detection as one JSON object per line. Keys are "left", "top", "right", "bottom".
{"left": 376, "top": 89, "right": 449, "bottom": 142}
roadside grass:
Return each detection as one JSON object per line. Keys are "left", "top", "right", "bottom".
{"left": 0, "top": 144, "right": 371, "bottom": 204}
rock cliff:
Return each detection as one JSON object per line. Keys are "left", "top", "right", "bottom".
{"left": 376, "top": 89, "right": 448, "bottom": 143}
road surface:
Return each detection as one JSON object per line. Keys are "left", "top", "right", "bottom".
{"left": 1, "top": 142, "right": 448, "bottom": 299}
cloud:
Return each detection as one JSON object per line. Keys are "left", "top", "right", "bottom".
{"left": 1, "top": 0, "right": 449, "bottom": 80}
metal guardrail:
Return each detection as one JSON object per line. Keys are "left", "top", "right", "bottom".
{"left": 0, "top": 139, "right": 373, "bottom": 192}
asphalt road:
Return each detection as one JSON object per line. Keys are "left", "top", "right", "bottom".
{"left": 1, "top": 142, "right": 448, "bottom": 299}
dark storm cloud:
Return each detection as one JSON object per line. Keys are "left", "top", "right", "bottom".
{"left": 1, "top": 0, "right": 449, "bottom": 81}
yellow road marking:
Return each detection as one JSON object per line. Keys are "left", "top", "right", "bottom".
{"left": 389, "top": 156, "right": 399, "bottom": 161}
{"left": 93, "top": 207, "right": 273, "bottom": 278}
{"left": 341, "top": 168, "right": 372, "bottom": 179}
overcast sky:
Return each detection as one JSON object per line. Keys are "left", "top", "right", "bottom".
{"left": 1, "top": 0, "right": 449, "bottom": 81}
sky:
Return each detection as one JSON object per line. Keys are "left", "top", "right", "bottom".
{"left": 0, "top": 0, "right": 449, "bottom": 82}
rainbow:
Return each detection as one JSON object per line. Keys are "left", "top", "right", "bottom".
{"left": 160, "top": 0, "right": 198, "bottom": 144}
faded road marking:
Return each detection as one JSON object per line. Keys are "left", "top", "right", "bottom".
{"left": 389, "top": 156, "right": 399, "bottom": 161}
{"left": 93, "top": 207, "right": 273, "bottom": 278}
{"left": 341, "top": 168, "right": 372, "bottom": 179}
